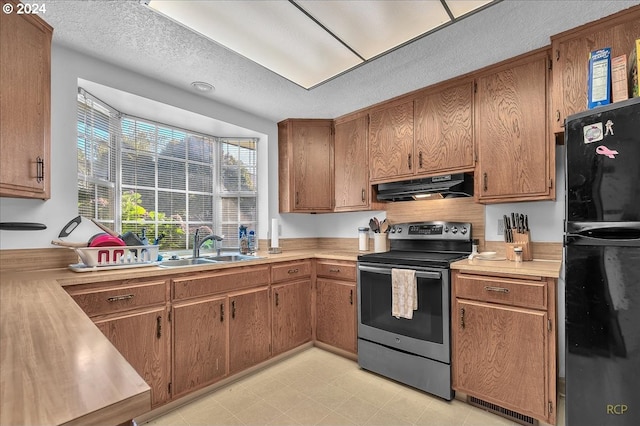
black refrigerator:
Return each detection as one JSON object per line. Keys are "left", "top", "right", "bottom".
{"left": 565, "top": 97, "right": 640, "bottom": 426}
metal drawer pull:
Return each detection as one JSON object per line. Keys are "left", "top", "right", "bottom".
{"left": 329, "top": 268, "right": 341, "bottom": 273}
{"left": 220, "top": 303, "right": 224, "bottom": 322}
{"left": 350, "top": 289, "right": 353, "bottom": 305}
{"left": 460, "top": 308, "right": 465, "bottom": 329}
{"left": 156, "top": 316, "right": 162, "bottom": 338}
{"left": 275, "top": 292, "right": 279, "bottom": 306}
{"left": 36, "top": 156, "right": 44, "bottom": 183}
{"left": 107, "top": 294, "right": 134, "bottom": 302}
{"left": 484, "top": 286, "right": 510, "bottom": 293}
{"left": 232, "top": 300, "right": 236, "bottom": 319}
{"left": 287, "top": 268, "right": 299, "bottom": 274}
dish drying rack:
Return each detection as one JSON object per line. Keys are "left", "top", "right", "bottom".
{"left": 69, "top": 245, "right": 159, "bottom": 272}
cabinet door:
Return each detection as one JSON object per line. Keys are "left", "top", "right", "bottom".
{"left": 95, "top": 306, "right": 170, "bottom": 407}
{"left": 334, "top": 115, "right": 369, "bottom": 211}
{"left": 453, "top": 299, "right": 551, "bottom": 423}
{"left": 316, "top": 279, "right": 357, "bottom": 353}
{"left": 475, "top": 51, "right": 552, "bottom": 202}
{"left": 0, "top": 5, "right": 52, "bottom": 199}
{"left": 414, "top": 81, "right": 474, "bottom": 175}
{"left": 551, "top": 7, "right": 640, "bottom": 134}
{"left": 172, "top": 296, "right": 227, "bottom": 398}
{"left": 291, "top": 120, "right": 333, "bottom": 211}
{"left": 272, "top": 280, "right": 311, "bottom": 356}
{"left": 228, "top": 287, "right": 271, "bottom": 375}
{"left": 368, "top": 100, "right": 414, "bottom": 182}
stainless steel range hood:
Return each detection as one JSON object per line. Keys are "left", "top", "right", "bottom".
{"left": 376, "top": 173, "right": 473, "bottom": 202}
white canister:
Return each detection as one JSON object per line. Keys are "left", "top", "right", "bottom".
{"left": 358, "top": 227, "right": 369, "bottom": 251}
{"left": 373, "top": 233, "right": 387, "bottom": 253}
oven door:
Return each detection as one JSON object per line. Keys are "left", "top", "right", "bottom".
{"left": 357, "top": 262, "right": 450, "bottom": 363}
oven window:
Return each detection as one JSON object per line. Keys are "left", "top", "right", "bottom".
{"left": 360, "top": 270, "right": 444, "bottom": 343}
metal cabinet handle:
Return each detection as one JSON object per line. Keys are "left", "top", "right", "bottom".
{"left": 287, "top": 268, "right": 299, "bottom": 274}
{"left": 231, "top": 300, "right": 236, "bottom": 319}
{"left": 107, "top": 294, "right": 134, "bottom": 302}
{"left": 220, "top": 303, "right": 224, "bottom": 322}
{"left": 329, "top": 268, "right": 340, "bottom": 273}
{"left": 484, "top": 286, "right": 510, "bottom": 293}
{"left": 295, "top": 192, "right": 299, "bottom": 205}
{"left": 408, "top": 153, "right": 412, "bottom": 170}
{"left": 36, "top": 157, "right": 44, "bottom": 183}
{"left": 483, "top": 172, "right": 488, "bottom": 192}
{"left": 460, "top": 308, "right": 465, "bottom": 329}
{"left": 555, "top": 110, "right": 561, "bottom": 122}
{"left": 156, "top": 316, "right": 162, "bottom": 338}
{"left": 361, "top": 189, "right": 365, "bottom": 203}
{"left": 418, "top": 151, "right": 423, "bottom": 169}
{"left": 350, "top": 289, "right": 353, "bottom": 305}
{"left": 275, "top": 292, "right": 279, "bottom": 307}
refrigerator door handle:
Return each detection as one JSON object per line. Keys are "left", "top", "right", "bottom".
{"left": 565, "top": 234, "right": 640, "bottom": 247}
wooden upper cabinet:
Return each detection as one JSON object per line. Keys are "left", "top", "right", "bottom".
{"left": 475, "top": 48, "right": 554, "bottom": 203}
{"left": 368, "top": 99, "right": 414, "bottom": 183}
{"left": 0, "top": 3, "right": 52, "bottom": 199}
{"left": 414, "top": 81, "right": 474, "bottom": 176}
{"left": 278, "top": 119, "right": 333, "bottom": 213}
{"left": 551, "top": 6, "right": 640, "bottom": 134}
{"left": 334, "top": 113, "right": 369, "bottom": 211}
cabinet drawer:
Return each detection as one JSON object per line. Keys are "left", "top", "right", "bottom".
{"left": 316, "top": 260, "right": 356, "bottom": 281}
{"left": 68, "top": 280, "right": 167, "bottom": 317}
{"left": 271, "top": 260, "right": 311, "bottom": 283}
{"left": 455, "top": 274, "right": 547, "bottom": 310}
{"left": 173, "top": 265, "right": 270, "bottom": 301}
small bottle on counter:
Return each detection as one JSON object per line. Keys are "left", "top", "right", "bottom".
{"left": 514, "top": 246, "right": 523, "bottom": 263}
{"left": 358, "top": 227, "right": 370, "bottom": 251}
{"left": 248, "top": 230, "right": 255, "bottom": 254}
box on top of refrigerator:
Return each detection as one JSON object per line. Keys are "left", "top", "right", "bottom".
{"left": 587, "top": 47, "right": 611, "bottom": 109}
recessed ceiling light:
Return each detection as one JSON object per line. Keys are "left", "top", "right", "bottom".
{"left": 191, "top": 81, "right": 215, "bottom": 92}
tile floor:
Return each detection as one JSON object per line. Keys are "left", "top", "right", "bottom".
{"left": 143, "top": 347, "right": 565, "bottom": 426}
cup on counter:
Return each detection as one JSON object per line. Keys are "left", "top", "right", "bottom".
{"left": 373, "top": 233, "right": 388, "bottom": 253}
{"left": 514, "top": 247, "right": 523, "bottom": 263}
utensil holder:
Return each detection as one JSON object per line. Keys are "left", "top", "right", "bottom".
{"left": 373, "top": 233, "right": 388, "bottom": 253}
{"left": 505, "top": 231, "right": 532, "bottom": 261}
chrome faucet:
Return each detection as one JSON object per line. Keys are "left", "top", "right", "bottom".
{"left": 193, "top": 229, "right": 224, "bottom": 258}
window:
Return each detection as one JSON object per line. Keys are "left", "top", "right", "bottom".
{"left": 77, "top": 89, "right": 258, "bottom": 251}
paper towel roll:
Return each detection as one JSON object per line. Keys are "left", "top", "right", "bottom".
{"left": 271, "top": 218, "right": 279, "bottom": 248}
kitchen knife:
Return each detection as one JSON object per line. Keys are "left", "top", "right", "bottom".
{"left": 524, "top": 215, "right": 529, "bottom": 232}
{"left": 503, "top": 215, "right": 509, "bottom": 242}
{"left": 519, "top": 214, "right": 525, "bottom": 233}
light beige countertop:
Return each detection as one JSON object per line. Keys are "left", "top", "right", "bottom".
{"left": 451, "top": 257, "right": 562, "bottom": 278}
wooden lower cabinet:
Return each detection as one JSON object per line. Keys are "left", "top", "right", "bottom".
{"left": 65, "top": 279, "right": 170, "bottom": 408}
{"left": 315, "top": 279, "right": 357, "bottom": 353}
{"left": 228, "top": 287, "right": 271, "bottom": 375}
{"left": 315, "top": 259, "right": 357, "bottom": 354}
{"left": 172, "top": 295, "right": 227, "bottom": 398}
{"left": 452, "top": 271, "right": 557, "bottom": 425}
{"left": 272, "top": 280, "right": 312, "bottom": 356}
{"left": 95, "top": 307, "right": 170, "bottom": 408}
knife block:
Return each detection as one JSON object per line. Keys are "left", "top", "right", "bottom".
{"left": 505, "top": 231, "right": 532, "bottom": 261}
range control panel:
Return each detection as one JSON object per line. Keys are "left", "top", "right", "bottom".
{"left": 388, "top": 221, "right": 471, "bottom": 241}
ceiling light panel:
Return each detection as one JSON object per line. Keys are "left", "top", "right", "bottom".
{"left": 147, "top": 0, "right": 362, "bottom": 89}
{"left": 445, "top": 0, "right": 494, "bottom": 18}
{"left": 296, "top": 0, "right": 451, "bottom": 60}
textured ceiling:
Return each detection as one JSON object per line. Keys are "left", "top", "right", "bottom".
{"left": 40, "top": 0, "right": 639, "bottom": 123}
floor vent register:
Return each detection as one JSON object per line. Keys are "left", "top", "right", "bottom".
{"left": 467, "top": 395, "right": 538, "bottom": 426}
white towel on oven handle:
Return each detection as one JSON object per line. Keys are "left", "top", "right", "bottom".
{"left": 392, "top": 268, "right": 417, "bottom": 319}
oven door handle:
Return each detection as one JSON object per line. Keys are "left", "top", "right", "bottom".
{"left": 358, "top": 265, "right": 441, "bottom": 280}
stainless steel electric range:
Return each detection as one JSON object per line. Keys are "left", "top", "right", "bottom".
{"left": 357, "top": 221, "right": 472, "bottom": 400}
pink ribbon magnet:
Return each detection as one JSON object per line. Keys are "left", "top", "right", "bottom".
{"left": 596, "top": 145, "right": 619, "bottom": 159}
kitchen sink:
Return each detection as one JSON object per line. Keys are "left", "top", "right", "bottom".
{"left": 202, "top": 254, "right": 262, "bottom": 262}
{"left": 158, "top": 253, "right": 261, "bottom": 268}
{"left": 158, "top": 257, "right": 219, "bottom": 268}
